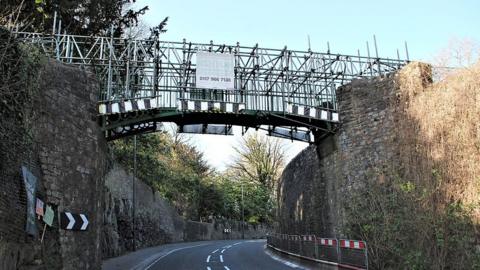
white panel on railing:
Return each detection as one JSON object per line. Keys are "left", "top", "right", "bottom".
{"left": 150, "top": 98, "right": 158, "bottom": 108}
{"left": 137, "top": 100, "right": 145, "bottom": 110}
{"left": 111, "top": 103, "right": 119, "bottom": 113}
{"left": 297, "top": 106, "right": 304, "bottom": 116}
{"left": 320, "top": 110, "right": 328, "bottom": 120}
{"left": 124, "top": 101, "right": 132, "bottom": 112}
{"left": 332, "top": 112, "right": 339, "bottom": 122}
{"left": 187, "top": 101, "right": 195, "bottom": 110}
{"left": 226, "top": 103, "right": 233, "bottom": 112}
{"left": 286, "top": 104, "right": 293, "bottom": 113}
{"left": 201, "top": 101, "right": 208, "bottom": 111}
{"left": 98, "top": 104, "right": 106, "bottom": 114}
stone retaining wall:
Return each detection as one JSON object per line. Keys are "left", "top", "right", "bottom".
{"left": 0, "top": 57, "right": 106, "bottom": 269}
{"left": 277, "top": 63, "right": 430, "bottom": 237}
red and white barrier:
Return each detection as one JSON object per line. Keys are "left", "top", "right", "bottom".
{"left": 340, "top": 239, "right": 366, "bottom": 249}
{"left": 317, "top": 238, "right": 337, "bottom": 246}
{"left": 302, "top": 235, "right": 315, "bottom": 241}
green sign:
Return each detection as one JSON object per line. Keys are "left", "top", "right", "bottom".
{"left": 43, "top": 205, "right": 54, "bottom": 227}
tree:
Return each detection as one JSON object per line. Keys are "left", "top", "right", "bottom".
{"left": 226, "top": 133, "right": 286, "bottom": 224}
{"left": 0, "top": 0, "right": 159, "bottom": 37}
{"left": 431, "top": 37, "right": 479, "bottom": 80}
{"left": 111, "top": 132, "right": 219, "bottom": 221}
{"left": 231, "top": 133, "right": 285, "bottom": 190}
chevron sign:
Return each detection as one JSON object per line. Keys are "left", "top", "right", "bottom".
{"left": 60, "top": 212, "right": 89, "bottom": 231}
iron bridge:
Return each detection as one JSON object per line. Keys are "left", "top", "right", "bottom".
{"left": 13, "top": 29, "right": 408, "bottom": 142}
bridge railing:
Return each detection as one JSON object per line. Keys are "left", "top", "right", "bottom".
{"left": 266, "top": 233, "right": 368, "bottom": 269}
{"left": 12, "top": 30, "right": 407, "bottom": 116}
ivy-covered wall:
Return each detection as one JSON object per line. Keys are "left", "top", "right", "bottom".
{"left": 0, "top": 28, "right": 107, "bottom": 270}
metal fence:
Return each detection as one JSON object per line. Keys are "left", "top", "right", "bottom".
{"left": 267, "top": 233, "right": 368, "bottom": 269}
{"left": 11, "top": 18, "right": 408, "bottom": 113}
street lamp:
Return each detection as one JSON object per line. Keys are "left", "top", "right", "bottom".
{"left": 132, "top": 135, "right": 137, "bottom": 251}
{"left": 241, "top": 181, "right": 244, "bottom": 240}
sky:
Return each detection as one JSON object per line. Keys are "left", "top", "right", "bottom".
{"left": 135, "top": 0, "right": 480, "bottom": 171}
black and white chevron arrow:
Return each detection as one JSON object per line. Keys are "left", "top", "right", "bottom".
{"left": 60, "top": 212, "right": 89, "bottom": 231}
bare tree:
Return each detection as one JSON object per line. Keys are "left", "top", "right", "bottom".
{"left": 431, "top": 37, "right": 479, "bottom": 80}
{"left": 231, "top": 133, "right": 286, "bottom": 190}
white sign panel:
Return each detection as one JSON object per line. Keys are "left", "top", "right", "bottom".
{"left": 196, "top": 52, "right": 234, "bottom": 90}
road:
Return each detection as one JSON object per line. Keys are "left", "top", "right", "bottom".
{"left": 103, "top": 239, "right": 325, "bottom": 270}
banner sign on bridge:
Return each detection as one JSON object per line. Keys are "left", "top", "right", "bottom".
{"left": 196, "top": 52, "right": 234, "bottom": 90}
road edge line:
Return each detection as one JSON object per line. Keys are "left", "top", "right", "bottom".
{"left": 266, "top": 244, "right": 366, "bottom": 270}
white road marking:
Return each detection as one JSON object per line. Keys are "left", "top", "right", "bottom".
{"left": 220, "top": 255, "right": 224, "bottom": 262}
{"left": 221, "top": 249, "right": 226, "bottom": 253}
{"left": 224, "top": 266, "right": 231, "bottom": 270}
{"left": 206, "top": 255, "right": 211, "bottom": 263}
{"left": 212, "top": 249, "right": 219, "bottom": 253}
{"left": 233, "top": 242, "right": 241, "bottom": 246}
{"left": 222, "top": 245, "right": 232, "bottom": 248}
{"left": 207, "top": 267, "right": 212, "bottom": 270}
{"left": 264, "top": 246, "right": 306, "bottom": 269}
{"left": 142, "top": 243, "right": 208, "bottom": 270}
{"left": 246, "top": 239, "right": 264, "bottom": 243}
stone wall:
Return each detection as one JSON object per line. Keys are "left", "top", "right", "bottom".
{"left": 103, "top": 165, "right": 184, "bottom": 258}
{"left": 34, "top": 60, "right": 107, "bottom": 270}
{"left": 0, "top": 55, "right": 106, "bottom": 269}
{"left": 184, "top": 220, "right": 267, "bottom": 242}
{"left": 277, "top": 63, "right": 429, "bottom": 237}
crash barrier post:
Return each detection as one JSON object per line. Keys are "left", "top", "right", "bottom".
{"left": 266, "top": 233, "right": 368, "bottom": 270}
{"left": 315, "top": 237, "right": 338, "bottom": 262}
{"left": 300, "top": 235, "right": 316, "bottom": 258}
{"left": 338, "top": 239, "right": 368, "bottom": 269}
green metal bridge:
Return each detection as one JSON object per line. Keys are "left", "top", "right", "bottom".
{"left": 13, "top": 28, "right": 408, "bottom": 142}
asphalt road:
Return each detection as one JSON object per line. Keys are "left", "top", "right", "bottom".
{"left": 103, "top": 239, "right": 322, "bottom": 270}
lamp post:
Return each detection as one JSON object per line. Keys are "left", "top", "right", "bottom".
{"left": 132, "top": 135, "right": 137, "bottom": 251}
{"left": 241, "top": 181, "right": 244, "bottom": 240}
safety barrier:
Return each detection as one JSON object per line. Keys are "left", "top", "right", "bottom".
{"left": 266, "top": 233, "right": 368, "bottom": 269}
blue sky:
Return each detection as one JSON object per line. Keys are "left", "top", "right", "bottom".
{"left": 135, "top": 0, "right": 479, "bottom": 170}
{"left": 137, "top": 0, "right": 479, "bottom": 61}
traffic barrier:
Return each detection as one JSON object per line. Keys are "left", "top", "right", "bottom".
{"left": 299, "top": 235, "right": 316, "bottom": 259}
{"left": 339, "top": 239, "right": 368, "bottom": 269}
{"left": 316, "top": 237, "right": 338, "bottom": 262}
{"left": 266, "top": 233, "right": 368, "bottom": 270}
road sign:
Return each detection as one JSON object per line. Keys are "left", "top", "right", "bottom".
{"left": 36, "top": 198, "right": 44, "bottom": 216}
{"left": 43, "top": 205, "right": 54, "bottom": 226}
{"left": 60, "top": 212, "right": 89, "bottom": 231}
{"left": 196, "top": 52, "right": 234, "bottom": 90}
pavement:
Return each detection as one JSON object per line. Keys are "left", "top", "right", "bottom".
{"left": 102, "top": 239, "right": 332, "bottom": 270}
